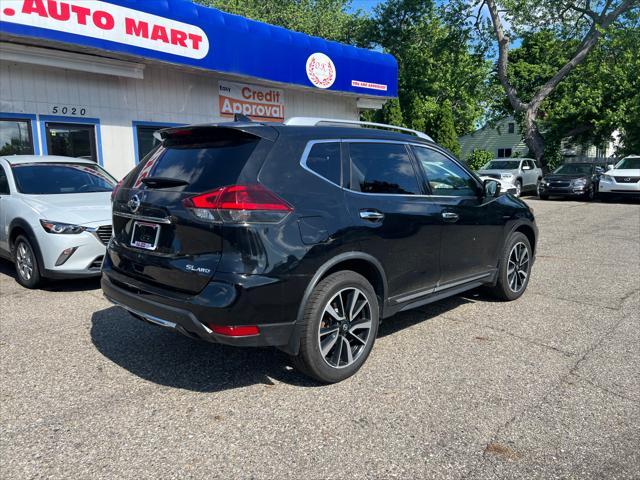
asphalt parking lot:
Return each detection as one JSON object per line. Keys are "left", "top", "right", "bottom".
{"left": 1, "top": 198, "right": 639, "bottom": 479}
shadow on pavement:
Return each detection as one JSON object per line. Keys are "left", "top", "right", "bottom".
{"left": 92, "top": 294, "right": 472, "bottom": 392}
{"left": 91, "top": 306, "right": 319, "bottom": 392}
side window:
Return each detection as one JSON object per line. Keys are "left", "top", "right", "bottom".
{"left": 0, "top": 165, "right": 9, "bottom": 195}
{"left": 304, "top": 142, "right": 341, "bottom": 185}
{"left": 413, "top": 147, "right": 478, "bottom": 197}
{"left": 348, "top": 142, "right": 421, "bottom": 195}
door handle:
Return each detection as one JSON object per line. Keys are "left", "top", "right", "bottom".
{"left": 359, "top": 210, "right": 385, "bottom": 222}
{"left": 442, "top": 211, "right": 459, "bottom": 222}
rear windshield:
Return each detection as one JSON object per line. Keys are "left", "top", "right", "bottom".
{"left": 12, "top": 163, "right": 116, "bottom": 194}
{"left": 131, "top": 132, "right": 260, "bottom": 193}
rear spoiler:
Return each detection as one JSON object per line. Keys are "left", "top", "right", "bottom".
{"left": 154, "top": 121, "right": 279, "bottom": 143}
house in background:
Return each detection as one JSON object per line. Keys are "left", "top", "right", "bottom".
{"left": 459, "top": 116, "right": 620, "bottom": 163}
{"left": 459, "top": 117, "right": 528, "bottom": 161}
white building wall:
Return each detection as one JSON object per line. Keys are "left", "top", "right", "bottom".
{"left": 0, "top": 59, "right": 359, "bottom": 178}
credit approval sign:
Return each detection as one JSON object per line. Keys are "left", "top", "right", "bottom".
{"left": 0, "top": 0, "right": 209, "bottom": 59}
{"left": 218, "top": 81, "right": 285, "bottom": 122}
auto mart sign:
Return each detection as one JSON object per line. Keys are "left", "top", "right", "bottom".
{"left": 0, "top": 0, "right": 397, "bottom": 97}
{"left": 0, "top": 0, "right": 209, "bottom": 59}
{"left": 219, "top": 81, "right": 284, "bottom": 122}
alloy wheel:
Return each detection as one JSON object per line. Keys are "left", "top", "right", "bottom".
{"left": 318, "top": 287, "right": 372, "bottom": 369}
{"left": 507, "top": 241, "right": 530, "bottom": 293}
{"left": 16, "top": 242, "right": 34, "bottom": 281}
{"left": 515, "top": 182, "right": 522, "bottom": 197}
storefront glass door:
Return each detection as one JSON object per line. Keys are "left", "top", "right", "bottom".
{"left": 45, "top": 123, "right": 97, "bottom": 161}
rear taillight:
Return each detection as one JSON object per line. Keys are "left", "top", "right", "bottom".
{"left": 183, "top": 184, "right": 293, "bottom": 224}
{"left": 111, "top": 179, "right": 123, "bottom": 202}
{"left": 210, "top": 325, "right": 260, "bottom": 337}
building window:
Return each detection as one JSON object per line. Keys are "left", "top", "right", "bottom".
{"left": 508, "top": 123, "right": 515, "bottom": 134}
{"left": 0, "top": 118, "right": 35, "bottom": 156}
{"left": 135, "top": 125, "right": 173, "bottom": 162}
{"left": 498, "top": 148, "right": 513, "bottom": 158}
{"left": 45, "top": 122, "right": 97, "bottom": 161}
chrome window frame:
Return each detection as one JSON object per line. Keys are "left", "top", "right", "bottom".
{"left": 299, "top": 138, "right": 483, "bottom": 199}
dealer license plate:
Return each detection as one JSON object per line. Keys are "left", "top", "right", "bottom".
{"left": 130, "top": 221, "right": 160, "bottom": 250}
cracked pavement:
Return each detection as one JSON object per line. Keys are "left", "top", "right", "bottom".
{"left": 1, "top": 198, "right": 639, "bottom": 479}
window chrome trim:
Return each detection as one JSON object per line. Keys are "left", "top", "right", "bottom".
{"left": 112, "top": 211, "right": 172, "bottom": 224}
{"left": 299, "top": 138, "right": 482, "bottom": 199}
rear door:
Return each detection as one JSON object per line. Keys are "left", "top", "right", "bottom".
{"left": 343, "top": 141, "right": 441, "bottom": 299}
{"left": 411, "top": 145, "right": 505, "bottom": 287}
{"left": 110, "top": 126, "right": 273, "bottom": 294}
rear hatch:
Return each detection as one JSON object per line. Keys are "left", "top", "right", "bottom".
{"left": 110, "top": 125, "right": 276, "bottom": 294}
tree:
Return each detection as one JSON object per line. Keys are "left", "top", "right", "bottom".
{"left": 466, "top": 149, "right": 494, "bottom": 170}
{"left": 194, "top": 0, "right": 367, "bottom": 44}
{"left": 479, "top": 0, "right": 639, "bottom": 166}
{"left": 367, "top": 0, "right": 494, "bottom": 138}
{"left": 494, "top": 24, "right": 640, "bottom": 159}
{"left": 428, "top": 100, "right": 461, "bottom": 156}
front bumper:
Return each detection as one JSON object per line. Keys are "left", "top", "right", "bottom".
{"left": 598, "top": 180, "right": 640, "bottom": 194}
{"left": 100, "top": 267, "right": 301, "bottom": 348}
{"left": 538, "top": 184, "right": 588, "bottom": 196}
{"left": 37, "top": 225, "right": 109, "bottom": 278}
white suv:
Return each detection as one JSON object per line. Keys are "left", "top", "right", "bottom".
{"left": 0, "top": 156, "right": 115, "bottom": 288}
{"left": 599, "top": 155, "right": 640, "bottom": 200}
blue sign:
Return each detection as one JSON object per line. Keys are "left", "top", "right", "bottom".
{"left": 0, "top": 0, "right": 398, "bottom": 97}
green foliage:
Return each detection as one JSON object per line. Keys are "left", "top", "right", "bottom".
{"left": 368, "top": 0, "right": 493, "bottom": 138}
{"left": 194, "top": 0, "right": 367, "bottom": 44}
{"left": 493, "top": 24, "right": 640, "bottom": 157}
{"left": 380, "top": 98, "right": 404, "bottom": 127}
{"left": 466, "top": 149, "right": 494, "bottom": 170}
{"left": 427, "top": 100, "right": 461, "bottom": 157}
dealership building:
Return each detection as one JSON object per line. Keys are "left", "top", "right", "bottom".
{"left": 0, "top": 0, "right": 398, "bottom": 178}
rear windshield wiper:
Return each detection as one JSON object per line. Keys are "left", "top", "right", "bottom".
{"left": 141, "top": 177, "right": 189, "bottom": 188}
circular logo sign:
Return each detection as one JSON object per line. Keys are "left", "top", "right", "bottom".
{"left": 306, "top": 53, "right": 336, "bottom": 89}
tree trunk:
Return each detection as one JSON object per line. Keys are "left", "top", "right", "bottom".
{"left": 523, "top": 109, "right": 545, "bottom": 167}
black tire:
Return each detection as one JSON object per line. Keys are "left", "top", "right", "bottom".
{"left": 486, "top": 232, "right": 532, "bottom": 301}
{"left": 514, "top": 180, "right": 522, "bottom": 198}
{"left": 539, "top": 193, "right": 549, "bottom": 200}
{"left": 13, "top": 235, "right": 42, "bottom": 289}
{"left": 292, "top": 271, "right": 379, "bottom": 383}
{"left": 583, "top": 185, "right": 595, "bottom": 201}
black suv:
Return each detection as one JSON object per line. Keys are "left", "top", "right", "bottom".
{"left": 102, "top": 119, "right": 537, "bottom": 383}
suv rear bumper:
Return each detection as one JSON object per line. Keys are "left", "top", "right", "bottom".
{"left": 101, "top": 269, "right": 300, "bottom": 348}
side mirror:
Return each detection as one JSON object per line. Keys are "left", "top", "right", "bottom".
{"left": 483, "top": 179, "right": 501, "bottom": 198}
{"left": 607, "top": 164, "right": 614, "bottom": 171}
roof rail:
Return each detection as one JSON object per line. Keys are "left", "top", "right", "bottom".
{"left": 284, "top": 117, "right": 433, "bottom": 142}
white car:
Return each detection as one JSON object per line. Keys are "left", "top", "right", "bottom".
{"left": 0, "top": 155, "right": 115, "bottom": 288}
{"left": 478, "top": 176, "right": 518, "bottom": 196}
{"left": 477, "top": 158, "right": 544, "bottom": 197}
{"left": 598, "top": 155, "right": 640, "bottom": 200}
